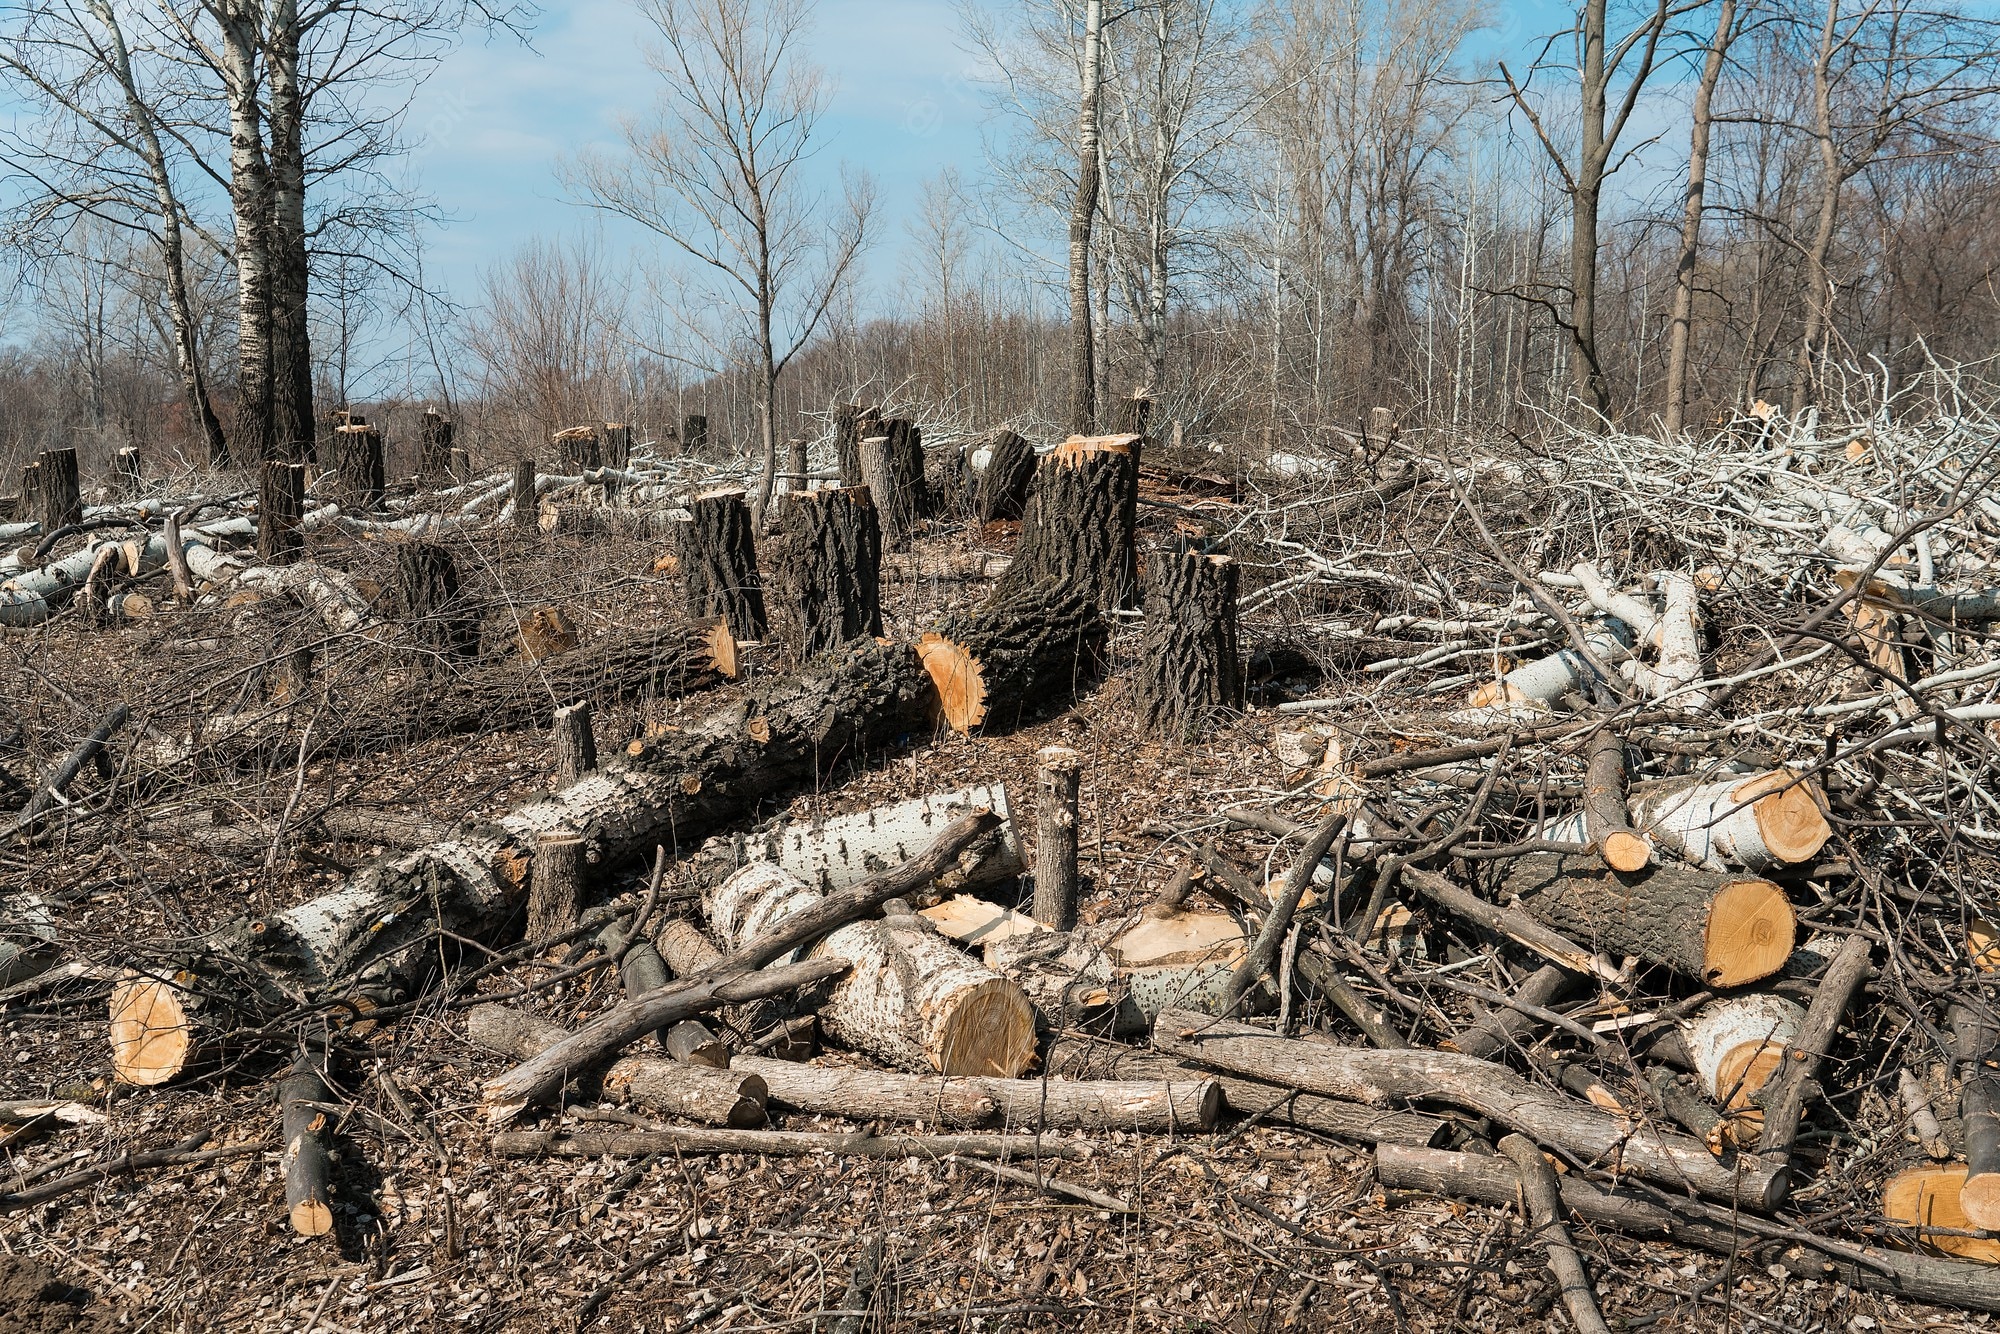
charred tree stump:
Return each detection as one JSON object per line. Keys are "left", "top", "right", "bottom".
{"left": 779, "top": 486, "right": 883, "bottom": 657}
{"left": 1000, "top": 435, "right": 1139, "bottom": 610}
{"left": 682, "top": 413, "right": 709, "bottom": 458}
{"left": 256, "top": 460, "right": 306, "bottom": 566}
{"left": 512, "top": 458, "right": 537, "bottom": 532}
{"left": 1113, "top": 392, "right": 1151, "bottom": 437}
{"left": 601, "top": 422, "right": 631, "bottom": 468}
{"left": 279, "top": 1046, "right": 335, "bottom": 1236}
{"left": 1133, "top": 550, "right": 1242, "bottom": 740}
{"left": 553, "top": 702, "right": 597, "bottom": 786}
{"left": 1032, "top": 746, "right": 1082, "bottom": 931}
{"left": 112, "top": 447, "right": 143, "bottom": 497}
{"left": 917, "top": 580, "right": 1107, "bottom": 735}
{"left": 554, "top": 425, "right": 601, "bottom": 473}
{"left": 973, "top": 430, "right": 1036, "bottom": 525}
{"left": 678, "top": 489, "right": 769, "bottom": 643}
{"left": 331, "top": 424, "right": 385, "bottom": 510}
{"left": 527, "top": 829, "right": 585, "bottom": 947}
{"left": 418, "top": 408, "right": 455, "bottom": 475}
{"left": 36, "top": 448, "right": 82, "bottom": 533}
{"left": 394, "top": 542, "right": 479, "bottom": 662}
{"left": 1493, "top": 853, "right": 1796, "bottom": 988}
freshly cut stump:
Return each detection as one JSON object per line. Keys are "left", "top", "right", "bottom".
{"left": 1000, "top": 435, "right": 1140, "bottom": 610}
{"left": 677, "top": 489, "right": 769, "bottom": 643}
{"left": 778, "top": 485, "right": 883, "bottom": 656}
{"left": 1132, "top": 550, "right": 1243, "bottom": 740}
{"left": 707, "top": 863, "right": 1036, "bottom": 1077}
{"left": 554, "top": 424, "right": 601, "bottom": 472}
{"left": 419, "top": 409, "right": 456, "bottom": 473}
{"left": 1495, "top": 853, "right": 1795, "bottom": 987}
{"left": 917, "top": 580, "right": 1105, "bottom": 735}
{"left": 1629, "top": 769, "right": 1832, "bottom": 872}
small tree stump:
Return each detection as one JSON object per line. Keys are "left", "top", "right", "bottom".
{"left": 331, "top": 423, "right": 384, "bottom": 509}
{"left": 395, "top": 542, "right": 479, "bottom": 662}
{"left": 678, "top": 489, "right": 769, "bottom": 642}
{"left": 512, "top": 458, "right": 538, "bottom": 531}
{"left": 112, "top": 447, "right": 143, "bottom": 497}
{"left": 780, "top": 486, "right": 883, "bottom": 657}
{"left": 1032, "top": 746, "right": 1082, "bottom": 930}
{"left": 834, "top": 404, "right": 879, "bottom": 487}
{"left": 601, "top": 422, "right": 632, "bottom": 468}
{"left": 419, "top": 408, "right": 455, "bottom": 475}
{"left": 20, "top": 461, "right": 41, "bottom": 527}
{"left": 554, "top": 425, "right": 601, "bottom": 473}
{"left": 1001, "top": 435, "right": 1139, "bottom": 610}
{"left": 784, "top": 438, "right": 810, "bottom": 494}
{"left": 256, "top": 459, "right": 306, "bottom": 565}
{"left": 1133, "top": 550, "right": 1243, "bottom": 740}
{"left": 448, "top": 446, "right": 472, "bottom": 479}
{"left": 552, "top": 701, "right": 597, "bottom": 786}
{"left": 528, "top": 829, "right": 586, "bottom": 947}
{"left": 1113, "top": 391, "right": 1151, "bottom": 436}
{"left": 973, "top": 430, "right": 1035, "bottom": 524}
{"left": 36, "top": 448, "right": 82, "bottom": 533}
{"left": 682, "top": 413, "right": 709, "bottom": 458}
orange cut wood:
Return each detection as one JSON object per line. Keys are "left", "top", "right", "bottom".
{"left": 1883, "top": 1166, "right": 2000, "bottom": 1263}
{"left": 108, "top": 972, "right": 194, "bottom": 1086}
{"left": 916, "top": 632, "right": 987, "bottom": 734}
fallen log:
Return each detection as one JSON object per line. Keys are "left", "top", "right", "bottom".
{"left": 916, "top": 579, "right": 1106, "bottom": 735}
{"left": 1154, "top": 1008, "right": 1780, "bottom": 1206}
{"left": 1498, "top": 1134, "right": 1613, "bottom": 1334}
{"left": 279, "top": 1048, "right": 335, "bottom": 1236}
{"left": 493, "top": 1127, "right": 1085, "bottom": 1161}
{"left": 1627, "top": 769, "right": 1832, "bottom": 872}
{"left": 1446, "top": 964, "right": 1580, "bottom": 1058}
{"left": 1681, "top": 992, "right": 1805, "bottom": 1130}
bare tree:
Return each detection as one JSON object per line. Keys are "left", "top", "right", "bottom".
{"left": 570, "top": 0, "right": 873, "bottom": 523}
{"left": 1662, "top": 0, "right": 1744, "bottom": 434}
{"left": 1067, "top": 0, "right": 1106, "bottom": 433}
{"left": 463, "top": 236, "right": 631, "bottom": 448}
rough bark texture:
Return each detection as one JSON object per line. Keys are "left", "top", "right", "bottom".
{"left": 419, "top": 410, "right": 455, "bottom": 475}
{"left": 601, "top": 423, "right": 632, "bottom": 468}
{"left": 1112, "top": 393, "right": 1151, "bottom": 437}
{"left": 395, "top": 542, "right": 480, "bottom": 663}
{"left": 552, "top": 703, "right": 598, "bottom": 787}
{"left": 526, "top": 830, "right": 584, "bottom": 946}
{"left": 554, "top": 425, "right": 601, "bottom": 473}
{"left": 1032, "top": 747, "right": 1082, "bottom": 931}
{"left": 776, "top": 486, "right": 883, "bottom": 657}
{"left": 33, "top": 449, "right": 81, "bottom": 535}
{"left": 1000, "top": 436, "right": 1139, "bottom": 611}
{"left": 857, "top": 432, "right": 923, "bottom": 551}
{"left": 833, "top": 404, "right": 877, "bottom": 487}
{"left": 1492, "top": 853, "right": 1796, "bottom": 988}
{"left": 256, "top": 460, "right": 305, "bottom": 565}
{"left": 973, "top": 430, "right": 1036, "bottom": 525}
{"left": 917, "top": 580, "right": 1107, "bottom": 735}
{"left": 331, "top": 424, "right": 384, "bottom": 510}
{"left": 112, "top": 448, "right": 143, "bottom": 497}
{"left": 279, "top": 1047, "right": 333, "bottom": 1236}
{"left": 512, "top": 459, "right": 538, "bottom": 532}
{"left": 1133, "top": 551, "right": 1243, "bottom": 740}
{"left": 678, "top": 490, "right": 769, "bottom": 642}
{"left": 1448, "top": 964, "right": 1580, "bottom": 1059}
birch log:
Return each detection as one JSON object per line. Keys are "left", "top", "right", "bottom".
{"left": 1628, "top": 770, "right": 1832, "bottom": 872}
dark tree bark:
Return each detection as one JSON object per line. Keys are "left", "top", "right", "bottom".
{"left": 777, "top": 486, "right": 883, "bottom": 657}
{"left": 918, "top": 579, "right": 1107, "bottom": 735}
{"left": 601, "top": 422, "right": 632, "bottom": 468}
{"left": 1031, "top": 746, "right": 1081, "bottom": 929}
{"left": 1133, "top": 550, "right": 1242, "bottom": 740}
{"left": 278, "top": 1046, "right": 333, "bottom": 1236}
{"left": 553, "top": 702, "right": 598, "bottom": 786}
{"left": 1000, "top": 436, "right": 1139, "bottom": 610}
{"left": 857, "top": 434, "right": 921, "bottom": 551}
{"left": 34, "top": 449, "right": 81, "bottom": 533}
{"left": 419, "top": 410, "right": 456, "bottom": 475}
{"left": 112, "top": 448, "right": 143, "bottom": 497}
{"left": 678, "top": 490, "right": 770, "bottom": 641}
{"left": 554, "top": 425, "right": 601, "bottom": 473}
{"left": 834, "top": 404, "right": 879, "bottom": 487}
{"left": 331, "top": 425, "right": 384, "bottom": 510}
{"left": 527, "top": 829, "right": 585, "bottom": 946}
{"left": 885, "top": 419, "right": 931, "bottom": 518}
{"left": 395, "top": 542, "right": 479, "bottom": 663}
{"left": 973, "top": 430, "right": 1036, "bottom": 525}
{"left": 512, "top": 458, "right": 538, "bottom": 532}
{"left": 1113, "top": 393, "right": 1151, "bottom": 436}
{"left": 256, "top": 459, "right": 305, "bottom": 565}
{"left": 682, "top": 413, "right": 709, "bottom": 458}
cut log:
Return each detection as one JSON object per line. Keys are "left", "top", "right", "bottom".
{"left": 492, "top": 1127, "right": 1081, "bottom": 1162}
{"left": 0, "top": 895, "right": 58, "bottom": 988}
{"left": 919, "top": 896, "right": 1045, "bottom": 951}
{"left": 1680, "top": 991, "right": 1804, "bottom": 1147}
{"left": 971, "top": 429, "right": 1035, "bottom": 524}
{"left": 1647, "top": 1067, "right": 1727, "bottom": 1153}
{"left": 1466, "top": 626, "right": 1631, "bottom": 709}
{"left": 35, "top": 448, "right": 81, "bottom": 534}
{"left": 1156, "top": 1008, "right": 1779, "bottom": 1206}
{"left": 731, "top": 1055, "right": 998, "bottom": 1126}
{"left": 776, "top": 485, "right": 883, "bottom": 657}
{"left": 1498, "top": 1134, "right": 1614, "bottom": 1334}
{"left": 983, "top": 904, "right": 1258, "bottom": 1031}
{"left": 552, "top": 702, "right": 597, "bottom": 787}
{"left": 665, "top": 1021, "right": 729, "bottom": 1067}
{"left": 538, "top": 503, "right": 681, "bottom": 539}
{"left": 999, "top": 435, "right": 1140, "bottom": 610}
{"left": 419, "top": 409, "right": 456, "bottom": 474}
{"left": 1582, "top": 729, "right": 1650, "bottom": 871}
{"left": 1113, "top": 391, "right": 1150, "bottom": 436}
{"left": 395, "top": 541, "right": 479, "bottom": 662}
{"left": 707, "top": 863, "right": 1036, "bottom": 1077}
{"left": 917, "top": 580, "right": 1106, "bottom": 735}
{"left": 596, "top": 915, "right": 728, "bottom": 1063}
{"left": 331, "top": 424, "right": 385, "bottom": 509}
{"left": 111, "top": 446, "right": 142, "bottom": 496}
{"left": 554, "top": 424, "right": 601, "bottom": 473}
{"left": 677, "top": 489, "right": 769, "bottom": 642}
{"left": 279, "top": 1047, "right": 335, "bottom": 1236}
{"left": 1399, "top": 867, "right": 1616, "bottom": 981}
{"left": 1628, "top": 769, "right": 1832, "bottom": 872}
{"left": 512, "top": 458, "right": 538, "bottom": 532}
{"left": 527, "top": 829, "right": 585, "bottom": 947}
{"left": 1031, "top": 746, "right": 1082, "bottom": 930}
{"left": 1492, "top": 853, "right": 1795, "bottom": 987}
{"left": 1962, "top": 1079, "right": 2000, "bottom": 1230}
{"left": 257, "top": 460, "right": 306, "bottom": 565}
{"left": 1884, "top": 1166, "right": 2000, "bottom": 1265}
{"left": 1133, "top": 551, "right": 1243, "bottom": 740}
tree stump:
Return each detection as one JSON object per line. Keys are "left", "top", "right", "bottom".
{"left": 527, "top": 829, "right": 585, "bottom": 947}
{"left": 1032, "top": 746, "right": 1082, "bottom": 930}
{"left": 973, "top": 430, "right": 1035, "bottom": 525}
{"left": 601, "top": 422, "right": 632, "bottom": 467}
{"left": 20, "top": 461, "right": 41, "bottom": 528}
{"left": 112, "top": 447, "right": 143, "bottom": 497}
{"left": 917, "top": 580, "right": 1106, "bottom": 735}
{"left": 779, "top": 486, "right": 883, "bottom": 657}
{"left": 395, "top": 542, "right": 479, "bottom": 662}
{"left": 553, "top": 702, "right": 597, "bottom": 787}
{"left": 682, "top": 413, "right": 709, "bottom": 458}
{"left": 834, "top": 404, "right": 879, "bottom": 487}
{"left": 1113, "top": 392, "right": 1151, "bottom": 437}
{"left": 1133, "top": 550, "right": 1243, "bottom": 740}
{"left": 257, "top": 460, "right": 306, "bottom": 566}
{"left": 35, "top": 448, "right": 81, "bottom": 534}
{"left": 419, "top": 408, "right": 455, "bottom": 475}
{"left": 784, "top": 438, "right": 810, "bottom": 495}
{"left": 331, "top": 423, "right": 385, "bottom": 509}
{"left": 554, "top": 425, "right": 601, "bottom": 473}
{"left": 512, "top": 458, "right": 538, "bottom": 531}
{"left": 448, "top": 446, "right": 472, "bottom": 479}
{"left": 1001, "top": 435, "right": 1139, "bottom": 610}
{"left": 886, "top": 418, "right": 931, "bottom": 517}
{"left": 678, "top": 489, "right": 769, "bottom": 642}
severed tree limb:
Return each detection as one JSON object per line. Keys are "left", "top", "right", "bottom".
{"left": 1499, "top": 1134, "right": 1613, "bottom": 1334}
{"left": 4, "top": 704, "right": 129, "bottom": 840}
{"left": 956, "top": 1155, "right": 1134, "bottom": 1213}
{"left": 1219, "top": 810, "right": 1345, "bottom": 1014}
{"left": 0, "top": 1131, "right": 265, "bottom": 1213}
{"left": 492, "top": 1127, "right": 1086, "bottom": 1161}
{"left": 1755, "top": 931, "right": 1873, "bottom": 1196}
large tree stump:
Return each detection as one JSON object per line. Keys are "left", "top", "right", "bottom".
{"left": 917, "top": 580, "right": 1106, "bottom": 735}
{"left": 1133, "top": 550, "right": 1243, "bottom": 740}
{"left": 972, "top": 429, "right": 1035, "bottom": 525}
{"left": 678, "top": 489, "right": 769, "bottom": 642}
{"left": 554, "top": 424, "right": 601, "bottom": 473}
{"left": 777, "top": 486, "right": 882, "bottom": 657}
{"left": 682, "top": 413, "right": 709, "bottom": 458}
{"left": 395, "top": 541, "right": 479, "bottom": 662}
{"left": 834, "top": 404, "right": 879, "bottom": 487}
{"left": 1491, "top": 853, "right": 1796, "bottom": 987}
{"left": 331, "top": 423, "right": 385, "bottom": 509}
{"left": 34, "top": 448, "right": 81, "bottom": 534}
{"left": 527, "top": 829, "right": 585, "bottom": 946}
{"left": 418, "top": 408, "right": 455, "bottom": 475}
{"left": 601, "top": 422, "right": 632, "bottom": 467}
{"left": 1000, "top": 435, "right": 1139, "bottom": 610}
{"left": 256, "top": 460, "right": 306, "bottom": 565}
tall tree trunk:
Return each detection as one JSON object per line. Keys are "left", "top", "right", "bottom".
{"left": 1067, "top": 0, "right": 1105, "bottom": 436}
{"left": 220, "top": 0, "right": 274, "bottom": 462}
{"left": 1793, "top": 0, "right": 1844, "bottom": 418}
{"left": 265, "top": 0, "right": 314, "bottom": 464}
{"left": 1663, "top": 0, "right": 1737, "bottom": 436}
{"left": 1571, "top": 0, "right": 1610, "bottom": 420}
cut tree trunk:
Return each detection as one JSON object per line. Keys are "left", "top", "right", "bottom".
{"left": 554, "top": 425, "right": 601, "bottom": 473}
{"left": 999, "top": 435, "right": 1139, "bottom": 610}
{"left": 1133, "top": 550, "right": 1242, "bottom": 740}
{"left": 331, "top": 424, "right": 385, "bottom": 510}
{"left": 857, "top": 434, "right": 920, "bottom": 550}
{"left": 492, "top": 1127, "right": 1079, "bottom": 1162}
{"left": 419, "top": 409, "right": 454, "bottom": 475}
{"left": 1955, "top": 1002, "right": 2000, "bottom": 1230}
{"left": 677, "top": 489, "right": 769, "bottom": 642}
{"left": 1628, "top": 770, "right": 1832, "bottom": 872}
{"left": 395, "top": 542, "right": 479, "bottom": 663}
{"left": 1682, "top": 991, "right": 1805, "bottom": 1144}
{"left": 1583, "top": 729, "right": 1650, "bottom": 870}
{"left": 527, "top": 829, "right": 585, "bottom": 947}
{"left": 601, "top": 423, "right": 631, "bottom": 468}
{"left": 35, "top": 449, "right": 81, "bottom": 534}
{"left": 257, "top": 460, "right": 306, "bottom": 566}
{"left": 834, "top": 405, "right": 877, "bottom": 487}
{"left": 538, "top": 504, "right": 681, "bottom": 539}
{"left": 1031, "top": 747, "right": 1082, "bottom": 931}
{"left": 1492, "top": 853, "right": 1795, "bottom": 987}
{"left": 776, "top": 486, "right": 882, "bottom": 657}
{"left": 706, "top": 863, "right": 1036, "bottom": 1078}
{"left": 512, "top": 459, "right": 537, "bottom": 532}
{"left": 279, "top": 1047, "right": 334, "bottom": 1236}
{"left": 916, "top": 580, "right": 1106, "bottom": 735}
{"left": 972, "top": 430, "right": 1036, "bottom": 525}
{"left": 553, "top": 702, "right": 597, "bottom": 786}
{"left": 112, "top": 447, "right": 143, "bottom": 497}
{"left": 1112, "top": 393, "right": 1151, "bottom": 437}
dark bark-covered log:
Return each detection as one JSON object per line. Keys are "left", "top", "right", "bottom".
{"left": 256, "top": 460, "right": 306, "bottom": 565}
{"left": 1498, "top": 1133, "right": 1614, "bottom": 1334}
{"left": 596, "top": 917, "right": 727, "bottom": 1062}
{"left": 972, "top": 429, "right": 1036, "bottom": 525}
{"left": 999, "top": 435, "right": 1139, "bottom": 610}
{"left": 1647, "top": 1067, "right": 1726, "bottom": 1153}
{"left": 652, "top": 919, "right": 780, "bottom": 1047}
{"left": 665, "top": 1020, "right": 729, "bottom": 1067}
{"left": 916, "top": 580, "right": 1106, "bottom": 735}
{"left": 1031, "top": 746, "right": 1082, "bottom": 930}
{"left": 331, "top": 424, "right": 385, "bottom": 509}
{"left": 776, "top": 486, "right": 882, "bottom": 657}
{"left": 601, "top": 422, "right": 631, "bottom": 468}
{"left": 1133, "top": 550, "right": 1243, "bottom": 740}
{"left": 553, "top": 702, "right": 597, "bottom": 786}
{"left": 677, "top": 489, "right": 769, "bottom": 642}
{"left": 1492, "top": 854, "right": 1795, "bottom": 988}
{"left": 280, "top": 1047, "right": 334, "bottom": 1236}
{"left": 554, "top": 424, "right": 601, "bottom": 473}
{"left": 1154, "top": 1007, "right": 1779, "bottom": 1206}
{"left": 1448, "top": 964, "right": 1580, "bottom": 1059}
{"left": 527, "top": 829, "right": 585, "bottom": 946}
{"left": 886, "top": 418, "right": 930, "bottom": 516}
{"left": 512, "top": 458, "right": 538, "bottom": 532}
{"left": 35, "top": 448, "right": 81, "bottom": 533}
{"left": 419, "top": 409, "right": 455, "bottom": 474}
{"left": 112, "top": 447, "right": 143, "bottom": 496}
{"left": 783, "top": 438, "right": 809, "bottom": 492}
{"left": 928, "top": 436, "right": 969, "bottom": 517}
{"left": 1398, "top": 867, "right": 1613, "bottom": 980}
{"left": 394, "top": 541, "right": 479, "bottom": 662}
{"left": 834, "top": 404, "right": 877, "bottom": 487}
{"left": 1957, "top": 1002, "right": 2000, "bottom": 1229}
{"left": 858, "top": 434, "right": 919, "bottom": 550}
{"left": 682, "top": 413, "right": 709, "bottom": 458}
{"left": 493, "top": 1127, "right": 1082, "bottom": 1161}
{"left": 1582, "top": 729, "right": 1650, "bottom": 871}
